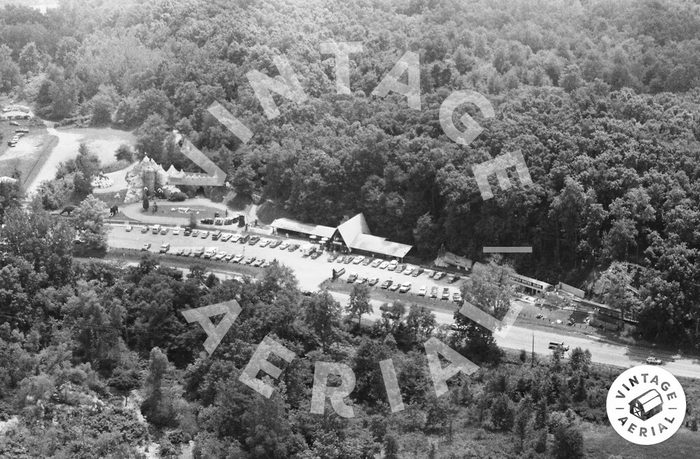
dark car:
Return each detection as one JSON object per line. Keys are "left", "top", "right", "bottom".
{"left": 269, "top": 240, "right": 281, "bottom": 248}
{"left": 347, "top": 273, "right": 358, "bottom": 283}
{"left": 240, "top": 234, "right": 250, "bottom": 244}
{"left": 412, "top": 268, "right": 424, "bottom": 277}
{"left": 288, "top": 244, "right": 300, "bottom": 252}
{"left": 344, "top": 256, "right": 354, "bottom": 264}
{"left": 183, "top": 228, "right": 192, "bottom": 236}
{"left": 211, "top": 231, "right": 222, "bottom": 241}
{"left": 368, "top": 277, "right": 379, "bottom": 286}
{"left": 248, "top": 236, "right": 260, "bottom": 245}
{"left": 380, "top": 280, "right": 392, "bottom": 289}
{"left": 310, "top": 251, "right": 322, "bottom": 260}
{"left": 327, "top": 253, "right": 338, "bottom": 262}
{"left": 200, "top": 218, "right": 214, "bottom": 225}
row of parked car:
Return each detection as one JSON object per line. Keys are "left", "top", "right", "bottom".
{"left": 150, "top": 242, "right": 275, "bottom": 268}
{"left": 329, "top": 253, "right": 461, "bottom": 283}
{"left": 335, "top": 268, "right": 463, "bottom": 303}
{"left": 6, "top": 128, "right": 28, "bottom": 147}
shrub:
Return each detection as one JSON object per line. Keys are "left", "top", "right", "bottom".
{"left": 168, "top": 191, "right": 187, "bottom": 202}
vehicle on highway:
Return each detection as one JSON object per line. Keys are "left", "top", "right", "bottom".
{"left": 347, "top": 273, "right": 358, "bottom": 283}
{"left": 412, "top": 268, "right": 424, "bottom": 277}
{"left": 269, "top": 240, "right": 281, "bottom": 248}
{"left": 220, "top": 233, "right": 232, "bottom": 242}
{"left": 389, "top": 283, "right": 400, "bottom": 291}
{"left": 201, "top": 231, "right": 209, "bottom": 239}
{"left": 259, "top": 239, "right": 271, "bottom": 248}
{"left": 327, "top": 253, "right": 338, "bottom": 262}
{"left": 453, "top": 292, "right": 462, "bottom": 303}
{"left": 441, "top": 287, "right": 450, "bottom": 300}
{"left": 548, "top": 342, "right": 569, "bottom": 352}
{"left": 379, "top": 261, "right": 389, "bottom": 269}
{"left": 159, "top": 243, "right": 170, "bottom": 253}
{"left": 380, "top": 280, "right": 392, "bottom": 289}
{"left": 418, "top": 286, "right": 427, "bottom": 296}
{"left": 279, "top": 242, "right": 289, "bottom": 250}
{"left": 191, "top": 229, "right": 199, "bottom": 237}
{"left": 430, "top": 286, "right": 438, "bottom": 298}
{"left": 172, "top": 227, "right": 180, "bottom": 236}
{"left": 141, "top": 243, "right": 151, "bottom": 251}
{"left": 232, "top": 255, "right": 244, "bottom": 263}
{"left": 368, "top": 277, "right": 379, "bottom": 286}
{"left": 399, "top": 283, "right": 411, "bottom": 293}
{"left": 125, "top": 225, "right": 133, "bottom": 232}
{"left": 646, "top": 356, "right": 663, "bottom": 365}
{"left": 352, "top": 256, "right": 365, "bottom": 264}
{"left": 371, "top": 259, "right": 382, "bottom": 268}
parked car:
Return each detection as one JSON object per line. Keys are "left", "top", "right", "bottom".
{"left": 140, "top": 226, "right": 149, "bottom": 233}
{"left": 224, "top": 254, "right": 235, "bottom": 262}
{"left": 396, "top": 264, "right": 406, "bottom": 273}
{"left": 352, "top": 256, "right": 365, "bottom": 264}
{"left": 434, "top": 272, "right": 446, "bottom": 280}
{"left": 220, "top": 233, "right": 232, "bottom": 242}
{"left": 141, "top": 243, "right": 151, "bottom": 251}
{"left": 327, "top": 253, "right": 338, "bottom": 262}
{"left": 172, "top": 227, "right": 180, "bottom": 236}
{"left": 159, "top": 243, "right": 170, "bottom": 253}
{"left": 160, "top": 228, "right": 168, "bottom": 235}
{"left": 269, "top": 240, "right": 281, "bottom": 248}
{"left": 380, "top": 280, "right": 392, "bottom": 289}
{"left": 441, "top": 287, "right": 450, "bottom": 300}
{"left": 344, "top": 256, "right": 354, "bottom": 264}
{"left": 412, "top": 268, "right": 424, "bottom": 277}
{"left": 181, "top": 248, "right": 191, "bottom": 257}
{"left": 232, "top": 255, "right": 244, "bottom": 263}
{"left": 387, "top": 261, "right": 398, "bottom": 271}
{"left": 430, "top": 286, "right": 438, "bottom": 298}
{"left": 356, "top": 277, "right": 367, "bottom": 284}
{"left": 446, "top": 275, "right": 455, "bottom": 283}
{"left": 452, "top": 292, "right": 463, "bottom": 303}
{"left": 371, "top": 259, "right": 382, "bottom": 268}
{"left": 379, "top": 261, "right": 389, "bottom": 269}
{"left": 184, "top": 228, "right": 192, "bottom": 236}
{"left": 240, "top": 234, "right": 251, "bottom": 244}
{"left": 125, "top": 225, "right": 132, "bottom": 232}
{"left": 252, "top": 259, "right": 264, "bottom": 267}
{"left": 191, "top": 230, "right": 199, "bottom": 237}
{"left": 200, "top": 231, "right": 209, "bottom": 239}
{"left": 211, "top": 231, "right": 222, "bottom": 240}
{"left": 336, "top": 255, "right": 346, "bottom": 263}
{"left": 418, "top": 286, "right": 427, "bottom": 296}
{"left": 213, "top": 252, "right": 227, "bottom": 261}
{"left": 399, "top": 283, "right": 411, "bottom": 293}
{"left": 646, "top": 356, "right": 663, "bottom": 365}
{"left": 389, "top": 283, "right": 401, "bottom": 291}
{"left": 259, "top": 239, "right": 271, "bottom": 247}
{"left": 548, "top": 342, "right": 569, "bottom": 352}
{"left": 425, "top": 269, "right": 435, "bottom": 278}
{"left": 230, "top": 234, "right": 241, "bottom": 242}
{"left": 310, "top": 251, "right": 322, "bottom": 260}
{"left": 193, "top": 247, "right": 205, "bottom": 257}
{"left": 347, "top": 273, "right": 358, "bottom": 283}
{"left": 288, "top": 243, "right": 300, "bottom": 252}
{"left": 243, "top": 257, "right": 255, "bottom": 265}
{"left": 249, "top": 236, "right": 260, "bottom": 245}
{"left": 449, "top": 275, "right": 461, "bottom": 283}
{"left": 279, "top": 242, "right": 289, "bottom": 250}
{"left": 203, "top": 248, "right": 217, "bottom": 259}
{"left": 362, "top": 258, "right": 373, "bottom": 266}
{"left": 368, "top": 277, "right": 379, "bottom": 286}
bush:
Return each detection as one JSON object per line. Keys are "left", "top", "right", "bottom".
{"left": 168, "top": 191, "right": 187, "bottom": 202}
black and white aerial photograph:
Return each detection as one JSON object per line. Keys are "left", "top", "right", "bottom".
{"left": 0, "top": 0, "right": 699, "bottom": 457}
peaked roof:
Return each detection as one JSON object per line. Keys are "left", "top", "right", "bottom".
{"left": 336, "top": 213, "right": 371, "bottom": 247}
{"left": 270, "top": 218, "right": 336, "bottom": 239}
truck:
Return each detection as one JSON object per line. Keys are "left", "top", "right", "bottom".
{"left": 548, "top": 342, "right": 569, "bottom": 352}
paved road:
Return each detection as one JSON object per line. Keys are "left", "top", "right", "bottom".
{"left": 106, "top": 223, "right": 700, "bottom": 380}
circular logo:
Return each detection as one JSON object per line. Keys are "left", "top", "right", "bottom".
{"left": 606, "top": 365, "right": 686, "bottom": 445}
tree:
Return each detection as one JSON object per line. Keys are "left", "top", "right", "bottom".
{"left": 489, "top": 393, "right": 514, "bottom": 431}
{"left": 568, "top": 347, "right": 591, "bottom": 373}
{"left": 384, "top": 433, "right": 400, "bottom": 459}
{"left": 135, "top": 114, "right": 169, "bottom": 163}
{"left": 551, "top": 422, "right": 584, "bottom": 459}
{"left": 405, "top": 304, "right": 436, "bottom": 344}
{"left": 73, "top": 195, "right": 108, "bottom": 251}
{"left": 0, "top": 44, "right": 20, "bottom": 92}
{"left": 115, "top": 144, "right": 134, "bottom": 163}
{"left": 0, "top": 178, "right": 21, "bottom": 224}
{"left": 514, "top": 397, "right": 533, "bottom": 452}
{"left": 140, "top": 347, "right": 176, "bottom": 427}
{"left": 142, "top": 194, "right": 149, "bottom": 211}
{"left": 348, "top": 283, "right": 372, "bottom": 327}
{"left": 303, "top": 290, "right": 341, "bottom": 352}
{"left": 18, "top": 41, "right": 41, "bottom": 74}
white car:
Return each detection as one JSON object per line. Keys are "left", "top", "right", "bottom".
{"left": 352, "top": 255, "right": 365, "bottom": 264}
{"left": 220, "top": 233, "right": 232, "bottom": 242}
{"left": 418, "top": 286, "right": 427, "bottom": 296}
{"left": 399, "top": 283, "right": 411, "bottom": 293}
{"left": 172, "top": 227, "right": 180, "bottom": 236}
{"left": 371, "top": 259, "right": 382, "bottom": 268}
{"left": 379, "top": 261, "right": 389, "bottom": 269}
{"left": 125, "top": 225, "right": 133, "bottom": 232}
{"left": 213, "top": 252, "right": 227, "bottom": 261}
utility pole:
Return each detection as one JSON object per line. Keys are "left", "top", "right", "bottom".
{"left": 531, "top": 331, "right": 535, "bottom": 366}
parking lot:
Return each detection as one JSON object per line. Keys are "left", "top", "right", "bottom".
{"left": 107, "top": 223, "right": 466, "bottom": 300}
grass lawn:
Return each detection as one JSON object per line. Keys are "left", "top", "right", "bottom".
{"left": 146, "top": 204, "right": 226, "bottom": 219}
{"left": 584, "top": 424, "right": 700, "bottom": 458}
